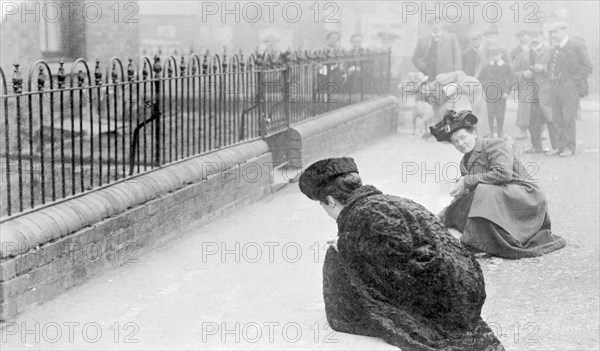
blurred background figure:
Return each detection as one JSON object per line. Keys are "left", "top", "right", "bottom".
{"left": 319, "top": 31, "right": 344, "bottom": 102}
{"left": 345, "top": 33, "right": 366, "bottom": 95}
{"left": 404, "top": 69, "right": 489, "bottom": 140}
{"left": 513, "top": 28, "right": 554, "bottom": 154}
{"left": 511, "top": 30, "right": 532, "bottom": 63}
{"left": 412, "top": 17, "right": 462, "bottom": 80}
{"left": 462, "top": 30, "right": 483, "bottom": 77}
{"left": 350, "top": 33, "right": 363, "bottom": 52}
{"left": 546, "top": 21, "right": 593, "bottom": 157}
{"left": 512, "top": 29, "right": 533, "bottom": 140}
{"left": 405, "top": 71, "right": 435, "bottom": 137}
{"left": 477, "top": 28, "right": 509, "bottom": 77}
{"left": 478, "top": 46, "right": 516, "bottom": 139}
{"left": 325, "top": 31, "right": 342, "bottom": 52}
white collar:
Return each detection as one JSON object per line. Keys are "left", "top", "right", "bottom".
{"left": 490, "top": 59, "right": 505, "bottom": 66}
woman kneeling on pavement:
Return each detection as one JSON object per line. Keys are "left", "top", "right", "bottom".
{"left": 431, "top": 110, "right": 567, "bottom": 259}
{"left": 298, "top": 157, "right": 504, "bottom": 351}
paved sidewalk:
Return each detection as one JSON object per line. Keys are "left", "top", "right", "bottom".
{"left": 1, "top": 108, "right": 599, "bottom": 350}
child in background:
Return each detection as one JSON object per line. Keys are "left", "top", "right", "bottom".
{"left": 478, "top": 46, "right": 515, "bottom": 139}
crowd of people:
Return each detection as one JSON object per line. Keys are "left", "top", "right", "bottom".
{"left": 294, "top": 16, "right": 594, "bottom": 351}
{"left": 410, "top": 19, "right": 593, "bottom": 158}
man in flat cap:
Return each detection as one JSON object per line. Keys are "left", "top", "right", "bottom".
{"left": 546, "top": 21, "right": 593, "bottom": 157}
{"left": 475, "top": 28, "right": 509, "bottom": 77}
{"left": 511, "top": 30, "right": 532, "bottom": 63}
{"left": 412, "top": 16, "right": 462, "bottom": 80}
{"left": 513, "top": 28, "right": 554, "bottom": 153}
{"left": 477, "top": 46, "right": 516, "bottom": 138}
{"left": 462, "top": 30, "right": 483, "bottom": 77}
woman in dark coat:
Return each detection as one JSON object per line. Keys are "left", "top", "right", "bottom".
{"left": 430, "top": 110, "right": 567, "bottom": 258}
{"left": 298, "top": 158, "right": 504, "bottom": 351}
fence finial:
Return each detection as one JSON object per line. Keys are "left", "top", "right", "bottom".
{"left": 37, "top": 66, "right": 47, "bottom": 91}
{"left": 167, "top": 59, "right": 173, "bottom": 78}
{"left": 95, "top": 59, "right": 102, "bottom": 85}
{"left": 202, "top": 53, "right": 208, "bottom": 74}
{"left": 78, "top": 70, "right": 86, "bottom": 87}
{"left": 153, "top": 55, "right": 162, "bottom": 76}
{"left": 57, "top": 60, "right": 66, "bottom": 88}
{"left": 111, "top": 61, "right": 118, "bottom": 83}
{"left": 127, "top": 57, "right": 135, "bottom": 81}
{"left": 12, "top": 62, "right": 23, "bottom": 94}
{"left": 142, "top": 61, "right": 149, "bottom": 80}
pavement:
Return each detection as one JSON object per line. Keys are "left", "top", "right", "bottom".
{"left": 1, "top": 104, "right": 599, "bottom": 350}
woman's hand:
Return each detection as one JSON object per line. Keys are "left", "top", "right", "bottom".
{"left": 449, "top": 177, "right": 467, "bottom": 198}
{"left": 327, "top": 236, "right": 339, "bottom": 251}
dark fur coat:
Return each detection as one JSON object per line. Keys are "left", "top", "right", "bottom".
{"left": 323, "top": 185, "right": 504, "bottom": 350}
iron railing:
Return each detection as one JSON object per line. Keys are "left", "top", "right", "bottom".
{"left": 0, "top": 48, "right": 391, "bottom": 218}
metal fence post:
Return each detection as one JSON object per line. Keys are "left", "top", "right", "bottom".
{"left": 257, "top": 56, "right": 267, "bottom": 138}
{"left": 387, "top": 48, "right": 392, "bottom": 94}
{"left": 0, "top": 50, "right": 388, "bottom": 218}
{"left": 153, "top": 56, "right": 162, "bottom": 165}
{"left": 282, "top": 51, "right": 291, "bottom": 129}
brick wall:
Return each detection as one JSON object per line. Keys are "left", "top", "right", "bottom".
{"left": 0, "top": 140, "right": 273, "bottom": 321}
{"left": 289, "top": 96, "right": 399, "bottom": 167}
{"left": 84, "top": 1, "right": 140, "bottom": 65}
{"left": 0, "top": 1, "right": 140, "bottom": 72}
{"left": 0, "top": 96, "right": 400, "bottom": 321}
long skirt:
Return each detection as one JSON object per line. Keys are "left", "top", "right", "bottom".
{"left": 441, "top": 191, "right": 567, "bottom": 259}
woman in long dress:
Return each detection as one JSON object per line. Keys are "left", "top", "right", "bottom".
{"left": 430, "top": 110, "right": 567, "bottom": 258}
{"left": 406, "top": 70, "right": 490, "bottom": 138}
{"left": 298, "top": 157, "right": 504, "bottom": 350}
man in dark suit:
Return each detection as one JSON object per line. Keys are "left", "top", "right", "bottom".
{"left": 514, "top": 28, "right": 553, "bottom": 153}
{"left": 462, "top": 31, "right": 483, "bottom": 77}
{"left": 511, "top": 29, "right": 533, "bottom": 140}
{"left": 546, "top": 21, "right": 593, "bottom": 157}
{"left": 318, "top": 31, "right": 344, "bottom": 102}
{"left": 412, "top": 17, "right": 461, "bottom": 79}
{"left": 510, "top": 30, "right": 531, "bottom": 64}
{"left": 475, "top": 28, "right": 509, "bottom": 77}
{"left": 478, "top": 46, "right": 516, "bottom": 139}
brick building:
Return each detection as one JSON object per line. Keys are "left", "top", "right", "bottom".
{"left": 1, "top": 0, "right": 139, "bottom": 72}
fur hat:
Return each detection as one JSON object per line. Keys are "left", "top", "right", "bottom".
{"left": 299, "top": 157, "right": 358, "bottom": 201}
{"left": 430, "top": 110, "right": 478, "bottom": 142}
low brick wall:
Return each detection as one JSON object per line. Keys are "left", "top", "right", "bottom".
{"left": 0, "top": 96, "right": 400, "bottom": 321}
{"left": 0, "top": 140, "right": 273, "bottom": 321}
{"left": 288, "top": 96, "right": 399, "bottom": 167}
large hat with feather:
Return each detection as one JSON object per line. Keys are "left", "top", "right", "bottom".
{"left": 429, "top": 110, "right": 478, "bottom": 142}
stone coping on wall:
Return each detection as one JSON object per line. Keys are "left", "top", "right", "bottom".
{"left": 0, "top": 140, "right": 270, "bottom": 260}
{"left": 288, "top": 95, "right": 399, "bottom": 168}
